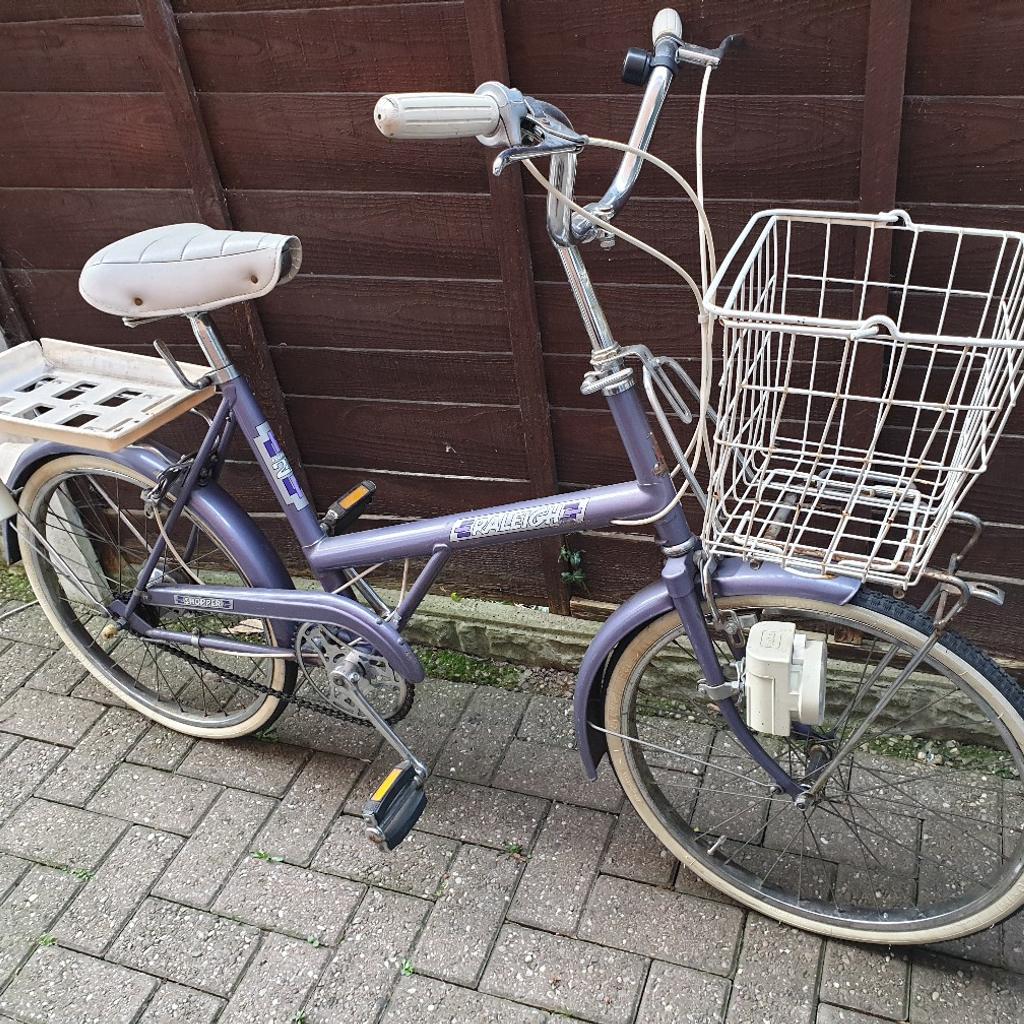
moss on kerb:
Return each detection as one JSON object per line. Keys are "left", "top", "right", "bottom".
{"left": 0, "top": 563, "right": 35, "bottom": 604}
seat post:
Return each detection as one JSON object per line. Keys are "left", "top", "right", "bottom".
{"left": 188, "top": 313, "right": 239, "bottom": 384}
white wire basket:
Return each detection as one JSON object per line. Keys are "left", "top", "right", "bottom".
{"left": 701, "top": 209, "right": 1024, "bottom": 588}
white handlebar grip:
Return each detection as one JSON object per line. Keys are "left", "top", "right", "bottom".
{"left": 373, "top": 92, "right": 501, "bottom": 140}
{"left": 652, "top": 8, "right": 683, "bottom": 45}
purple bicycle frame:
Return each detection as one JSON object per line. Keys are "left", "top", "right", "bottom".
{"left": 114, "top": 324, "right": 832, "bottom": 796}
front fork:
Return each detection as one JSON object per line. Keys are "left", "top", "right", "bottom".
{"left": 663, "top": 555, "right": 804, "bottom": 798}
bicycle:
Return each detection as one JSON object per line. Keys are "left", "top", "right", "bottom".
{"left": 2, "top": 7, "right": 1024, "bottom": 946}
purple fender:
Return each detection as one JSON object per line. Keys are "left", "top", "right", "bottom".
{"left": 1, "top": 440, "right": 424, "bottom": 683}
{"left": 573, "top": 556, "right": 861, "bottom": 780}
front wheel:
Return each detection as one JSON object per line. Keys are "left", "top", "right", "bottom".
{"left": 604, "top": 589, "right": 1024, "bottom": 944}
{"left": 18, "top": 453, "right": 295, "bottom": 738}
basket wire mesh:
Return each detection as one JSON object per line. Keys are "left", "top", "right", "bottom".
{"left": 701, "top": 209, "right": 1024, "bottom": 587}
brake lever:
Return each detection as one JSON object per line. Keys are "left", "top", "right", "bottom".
{"left": 676, "top": 33, "right": 743, "bottom": 69}
{"left": 492, "top": 115, "right": 588, "bottom": 177}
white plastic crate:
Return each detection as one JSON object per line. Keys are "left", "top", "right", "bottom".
{"left": 0, "top": 338, "right": 215, "bottom": 452}
{"left": 702, "top": 209, "right": 1024, "bottom": 588}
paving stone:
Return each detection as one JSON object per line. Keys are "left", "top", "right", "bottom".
{"left": 821, "top": 940, "right": 909, "bottom": 1020}
{"left": 273, "top": 707, "right": 382, "bottom": 760}
{"left": 256, "top": 751, "right": 363, "bottom": 864}
{"left": 0, "top": 688, "right": 105, "bottom": 746}
{"left": 435, "top": 686, "right": 529, "bottom": 785}
{"left": 580, "top": 875, "right": 743, "bottom": 976}
{"left": 24, "top": 646, "right": 89, "bottom": 695}
{"left": 816, "top": 1008, "right": 896, "bottom": 1024}
{"left": 0, "top": 864, "right": 82, "bottom": 988}
{"left": 517, "top": 694, "right": 576, "bottom": 748}
{"left": 928, "top": 926, "right": 1004, "bottom": 971}
{"left": 0, "top": 946, "right": 157, "bottom": 1024}
{"left": 481, "top": 923, "right": 648, "bottom": 1024}
{"left": 35, "top": 707, "right": 148, "bottom": 807}
{"left": 305, "top": 887, "right": 430, "bottom": 1024}
{"left": 221, "top": 931, "right": 330, "bottom": 1024}
{"left": 416, "top": 776, "right": 548, "bottom": 850}
{"left": 414, "top": 841, "right": 524, "bottom": 985}
{"left": 494, "top": 739, "right": 623, "bottom": 812}
{"left": 1003, "top": 909, "right": 1024, "bottom": 973}
{"left": 53, "top": 826, "right": 182, "bottom": 955}
{"left": 109, "top": 897, "right": 261, "bottom": 997}
{"left": 312, "top": 814, "right": 458, "bottom": 897}
{"left": 383, "top": 974, "right": 549, "bottom": 1024}
{"left": 0, "top": 798, "right": 126, "bottom": 869}
{"left": 70, "top": 676, "right": 126, "bottom": 706}
{"left": 87, "top": 763, "right": 221, "bottom": 834}
{"left": 727, "top": 913, "right": 823, "bottom": 1024}
{"left": 178, "top": 737, "right": 308, "bottom": 796}
{"left": 153, "top": 787, "right": 275, "bottom": 908}
{"left": 0, "top": 854, "right": 26, "bottom": 903}
{"left": 636, "top": 960, "right": 730, "bottom": 1024}
{"left": 0, "top": 642, "right": 53, "bottom": 703}
{"left": 213, "top": 856, "right": 364, "bottom": 944}
{"left": 509, "top": 802, "right": 614, "bottom": 933}
{"left": 137, "top": 983, "right": 224, "bottom": 1024}
{"left": 0, "top": 732, "right": 17, "bottom": 763}
{"left": 909, "top": 951, "right": 1024, "bottom": 1022}
{"left": 0, "top": 739, "right": 66, "bottom": 822}
{"left": 127, "top": 723, "right": 195, "bottom": 770}
{"left": 601, "top": 806, "right": 676, "bottom": 888}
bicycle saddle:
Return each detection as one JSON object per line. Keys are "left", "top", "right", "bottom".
{"left": 78, "top": 223, "right": 301, "bottom": 320}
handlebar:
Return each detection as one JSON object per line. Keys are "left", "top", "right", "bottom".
{"left": 373, "top": 9, "right": 738, "bottom": 246}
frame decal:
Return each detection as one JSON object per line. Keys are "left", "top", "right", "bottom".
{"left": 172, "top": 593, "right": 234, "bottom": 611}
{"left": 253, "top": 420, "right": 309, "bottom": 511}
{"left": 450, "top": 498, "right": 588, "bottom": 543}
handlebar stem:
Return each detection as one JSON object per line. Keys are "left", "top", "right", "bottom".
{"left": 569, "top": 40, "right": 678, "bottom": 244}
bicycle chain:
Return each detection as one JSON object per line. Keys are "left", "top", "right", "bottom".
{"left": 158, "top": 641, "right": 415, "bottom": 727}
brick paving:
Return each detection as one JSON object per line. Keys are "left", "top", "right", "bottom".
{"left": 0, "top": 607, "right": 1023, "bottom": 1022}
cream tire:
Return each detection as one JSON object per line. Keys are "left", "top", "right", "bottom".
{"left": 604, "top": 593, "right": 1024, "bottom": 944}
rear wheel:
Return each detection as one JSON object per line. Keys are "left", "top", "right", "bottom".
{"left": 19, "top": 453, "right": 295, "bottom": 738}
{"left": 604, "top": 589, "right": 1024, "bottom": 943}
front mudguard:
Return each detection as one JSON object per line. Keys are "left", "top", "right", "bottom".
{"left": 574, "top": 557, "right": 861, "bottom": 780}
{"left": 0, "top": 440, "right": 424, "bottom": 684}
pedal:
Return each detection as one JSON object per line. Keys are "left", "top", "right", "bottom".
{"left": 321, "top": 480, "right": 376, "bottom": 537}
{"left": 362, "top": 763, "right": 426, "bottom": 850}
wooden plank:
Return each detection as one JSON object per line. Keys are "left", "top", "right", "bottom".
{"left": 174, "top": 0, "right": 436, "bottom": 11}
{"left": 527, "top": 196, "right": 860, "bottom": 286}
{"left": 524, "top": 95, "right": 863, "bottom": 202}
{"left": 907, "top": 0, "right": 1024, "bottom": 97}
{"left": 0, "top": 15, "right": 155, "bottom": 91}
{"left": 270, "top": 347, "right": 518, "bottom": 405}
{"left": 258, "top": 275, "right": 510, "bottom": 352}
{"left": 0, "top": 2, "right": 134, "bottom": 20}
{"left": 0, "top": 189, "right": 195, "bottom": 271}
{"left": 138, "top": 0, "right": 310, "bottom": 493}
{"left": 0, "top": 94, "right": 187, "bottom": 188}
{"left": 200, "top": 93, "right": 487, "bottom": 193}
{"left": 503, "top": 0, "right": 871, "bottom": 97}
{"left": 466, "top": 0, "right": 569, "bottom": 614}
{"left": 177, "top": 3, "right": 473, "bottom": 93}
{"left": 219, "top": 462, "right": 532, "bottom": 519}
{"left": 287, "top": 397, "right": 529, "bottom": 479}
{"left": 898, "top": 98, "right": 1024, "bottom": 206}
{"left": 227, "top": 191, "right": 498, "bottom": 281}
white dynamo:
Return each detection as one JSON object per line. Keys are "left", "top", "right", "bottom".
{"left": 743, "top": 622, "right": 827, "bottom": 737}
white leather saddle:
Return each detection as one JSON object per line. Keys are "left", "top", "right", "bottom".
{"left": 78, "top": 223, "right": 302, "bottom": 319}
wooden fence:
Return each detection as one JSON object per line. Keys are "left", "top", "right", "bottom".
{"left": 2, "top": 0, "right": 1024, "bottom": 653}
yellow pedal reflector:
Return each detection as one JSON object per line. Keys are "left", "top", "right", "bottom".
{"left": 371, "top": 767, "right": 404, "bottom": 803}
{"left": 341, "top": 484, "right": 370, "bottom": 509}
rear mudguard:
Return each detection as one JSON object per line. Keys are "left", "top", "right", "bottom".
{"left": 1, "top": 440, "right": 423, "bottom": 684}
{"left": 574, "top": 556, "right": 861, "bottom": 780}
